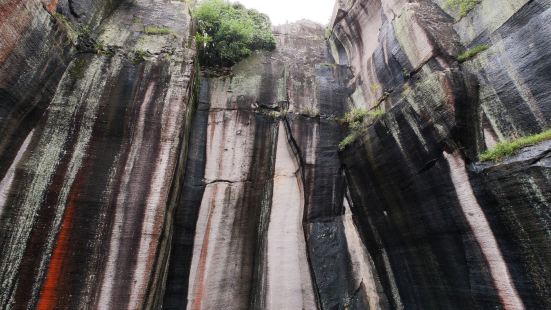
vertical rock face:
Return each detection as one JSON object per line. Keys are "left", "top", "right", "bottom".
{"left": 164, "top": 21, "right": 388, "bottom": 309}
{"left": 0, "top": 0, "right": 121, "bottom": 183}
{"left": 329, "top": 0, "right": 551, "bottom": 309}
{"left": 1, "top": 0, "right": 550, "bottom": 309}
{"left": 0, "top": 0, "right": 196, "bottom": 308}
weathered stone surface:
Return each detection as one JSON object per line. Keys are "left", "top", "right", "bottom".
{"left": 0, "top": 0, "right": 196, "bottom": 308}
{"left": 330, "top": 0, "right": 551, "bottom": 309}
{"left": 471, "top": 141, "right": 551, "bottom": 308}
{"left": 1, "top": 0, "right": 550, "bottom": 309}
{"left": 163, "top": 20, "right": 387, "bottom": 310}
{"left": 162, "top": 77, "right": 210, "bottom": 310}
{"left": 0, "top": 0, "right": 118, "bottom": 193}
{"left": 459, "top": 0, "right": 551, "bottom": 140}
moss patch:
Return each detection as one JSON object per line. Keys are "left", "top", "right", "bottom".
{"left": 457, "top": 44, "right": 489, "bottom": 62}
{"left": 480, "top": 129, "right": 551, "bottom": 161}
{"left": 144, "top": 26, "right": 172, "bottom": 35}
{"left": 52, "top": 12, "right": 78, "bottom": 41}
{"left": 339, "top": 108, "right": 385, "bottom": 150}
{"left": 132, "top": 49, "right": 150, "bottom": 64}
{"left": 69, "top": 57, "right": 88, "bottom": 79}
{"left": 447, "top": 0, "right": 480, "bottom": 18}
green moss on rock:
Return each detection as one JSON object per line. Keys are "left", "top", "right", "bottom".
{"left": 339, "top": 108, "right": 385, "bottom": 150}
{"left": 457, "top": 44, "right": 489, "bottom": 62}
{"left": 447, "top": 0, "right": 480, "bottom": 18}
{"left": 144, "top": 26, "right": 172, "bottom": 35}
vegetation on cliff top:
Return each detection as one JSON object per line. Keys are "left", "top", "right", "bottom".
{"left": 480, "top": 129, "right": 551, "bottom": 162}
{"left": 194, "top": 0, "right": 276, "bottom": 67}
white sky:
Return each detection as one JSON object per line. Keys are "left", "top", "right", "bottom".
{"left": 230, "top": 0, "right": 335, "bottom": 26}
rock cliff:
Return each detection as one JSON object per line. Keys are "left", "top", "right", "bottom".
{"left": 0, "top": 0, "right": 550, "bottom": 309}
{"left": 0, "top": 0, "right": 196, "bottom": 308}
{"left": 330, "top": 1, "right": 551, "bottom": 309}
{"left": 330, "top": 0, "right": 550, "bottom": 308}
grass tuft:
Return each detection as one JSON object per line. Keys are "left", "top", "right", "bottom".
{"left": 457, "top": 44, "right": 489, "bottom": 62}
{"left": 339, "top": 133, "right": 358, "bottom": 150}
{"left": 480, "top": 129, "right": 551, "bottom": 161}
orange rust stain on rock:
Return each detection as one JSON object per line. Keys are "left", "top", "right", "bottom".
{"left": 191, "top": 193, "right": 217, "bottom": 310}
{"left": 36, "top": 177, "right": 82, "bottom": 310}
{"left": 44, "top": 0, "right": 59, "bottom": 13}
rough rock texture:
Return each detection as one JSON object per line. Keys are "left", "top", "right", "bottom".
{"left": 0, "top": 0, "right": 116, "bottom": 196}
{"left": 1, "top": 0, "right": 550, "bottom": 309}
{"left": 0, "top": 0, "right": 197, "bottom": 308}
{"left": 170, "top": 2, "right": 550, "bottom": 308}
{"left": 163, "top": 21, "right": 388, "bottom": 309}
{"left": 329, "top": 0, "right": 551, "bottom": 309}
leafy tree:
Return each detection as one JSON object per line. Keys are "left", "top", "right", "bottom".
{"left": 194, "top": 0, "right": 277, "bottom": 67}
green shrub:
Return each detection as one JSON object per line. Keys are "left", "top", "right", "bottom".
{"left": 480, "top": 129, "right": 551, "bottom": 161}
{"left": 446, "top": 0, "right": 479, "bottom": 18}
{"left": 457, "top": 44, "right": 489, "bottom": 62}
{"left": 52, "top": 12, "right": 81, "bottom": 41}
{"left": 194, "top": 0, "right": 276, "bottom": 67}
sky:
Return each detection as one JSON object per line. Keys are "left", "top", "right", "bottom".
{"left": 230, "top": 0, "right": 335, "bottom": 26}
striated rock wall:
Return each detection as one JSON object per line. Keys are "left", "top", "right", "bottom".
{"left": 0, "top": 0, "right": 122, "bottom": 178}
{"left": 163, "top": 21, "right": 384, "bottom": 309}
{"left": 169, "top": 1, "right": 550, "bottom": 308}
{"left": 0, "top": 0, "right": 116, "bottom": 194}
{"left": 0, "top": 0, "right": 197, "bottom": 308}
{"left": 329, "top": 0, "right": 551, "bottom": 309}
{"left": 0, "top": 0, "right": 549, "bottom": 309}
